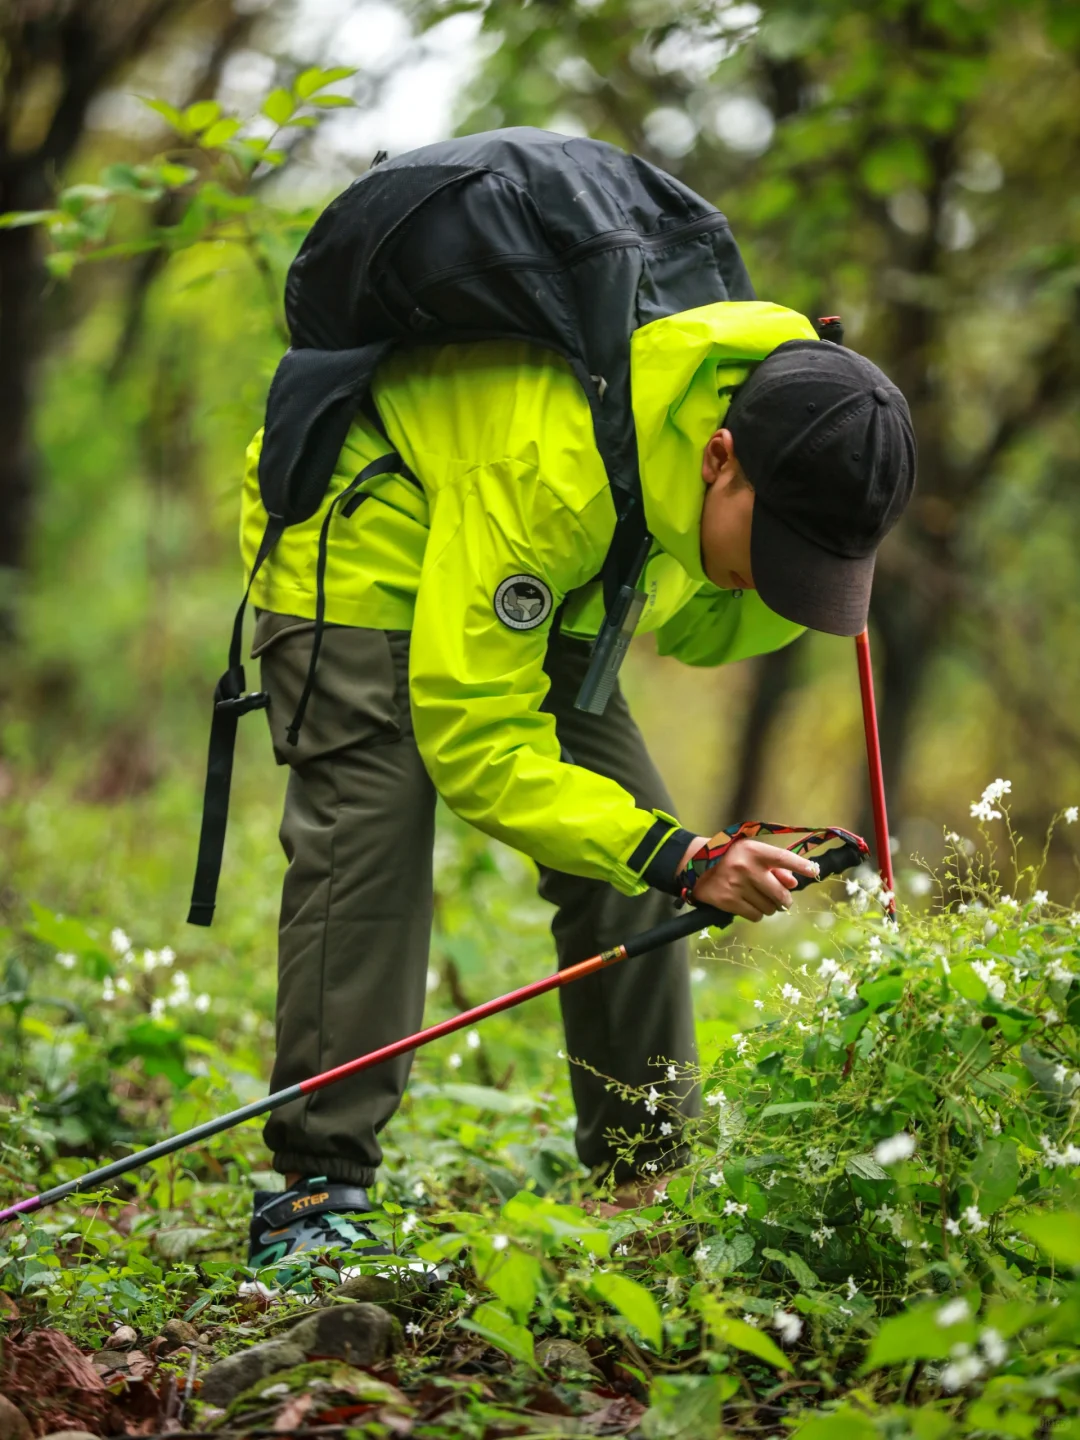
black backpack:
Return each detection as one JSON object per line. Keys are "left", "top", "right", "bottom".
{"left": 188, "top": 126, "right": 756, "bottom": 926}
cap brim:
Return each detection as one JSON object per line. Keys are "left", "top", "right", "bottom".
{"left": 750, "top": 501, "right": 875, "bottom": 637}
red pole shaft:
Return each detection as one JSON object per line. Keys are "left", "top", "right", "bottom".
{"left": 299, "top": 945, "right": 626, "bottom": 1096}
{"left": 855, "top": 627, "right": 896, "bottom": 915}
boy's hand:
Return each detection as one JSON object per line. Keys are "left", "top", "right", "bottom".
{"left": 678, "top": 834, "right": 820, "bottom": 922}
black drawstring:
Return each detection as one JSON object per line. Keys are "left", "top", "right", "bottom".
{"left": 285, "top": 450, "right": 416, "bottom": 746}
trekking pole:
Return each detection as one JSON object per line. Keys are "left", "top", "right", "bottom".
{"left": 855, "top": 627, "right": 896, "bottom": 916}
{"left": 0, "top": 832, "right": 865, "bottom": 1225}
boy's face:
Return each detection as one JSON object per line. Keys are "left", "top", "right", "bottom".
{"left": 699, "top": 428, "right": 755, "bottom": 591}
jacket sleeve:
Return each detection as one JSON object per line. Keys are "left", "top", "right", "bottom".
{"left": 409, "top": 459, "right": 692, "bottom": 895}
{"left": 655, "top": 586, "right": 805, "bottom": 667}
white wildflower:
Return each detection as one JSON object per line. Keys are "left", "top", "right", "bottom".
{"left": 55, "top": 952, "right": 77, "bottom": 970}
{"left": 936, "top": 1298, "right": 972, "bottom": 1328}
{"left": 1033, "top": 890, "right": 1048, "bottom": 907}
{"left": 1044, "top": 1008, "right": 1059, "bottom": 1025}
{"left": 194, "top": 993, "right": 211, "bottom": 1013}
{"left": 945, "top": 1218, "right": 962, "bottom": 1236}
{"left": 753, "top": 999, "right": 764, "bottom": 1010}
{"left": 980, "top": 1327, "right": 1007, "bottom": 1367}
{"left": 645, "top": 1086, "right": 660, "bottom": 1114}
{"left": 405, "top": 1321, "right": 423, "bottom": 1337}
{"left": 401, "top": 1214, "right": 417, "bottom": 1235}
{"left": 1066, "top": 807, "right": 1079, "bottom": 824}
{"left": 818, "top": 957, "right": 840, "bottom": 977}
{"left": 846, "top": 1275, "right": 858, "bottom": 1299}
{"left": 780, "top": 983, "right": 803, "bottom": 1005}
{"left": 1048, "top": 960, "right": 1076, "bottom": 984}
{"left": 708, "top": 1172, "right": 724, "bottom": 1187}
{"left": 412, "top": 1180, "right": 426, "bottom": 1199}
{"left": 448, "top": 1053, "right": 462, "bottom": 1069}
{"left": 772, "top": 1311, "right": 803, "bottom": 1345}
{"left": 466, "top": 1030, "right": 481, "bottom": 1050}
{"left": 643, "top": 1160, "right": 658, "bottom": 1173}
{"left": 666, "top": 1064, "right": 677, "bottom": 1081}
{"left": 723, "top": 1199, "right": 748, "bottom": 1217}
{"left": 811, "top": 1225, "right": 835, "bottom": 1247}
{"left": 741, "top": 1313, "right": 759, "bottom": 1327}
{"left": 101, "top": 977, "right": 116, "bottom": 1001}
{"left": 159, "top": 946, "right": 175, "bottom": 967}
{"left": 970, "top": 801, "right": 1001, "bottom": 823}
{"left": 150, "top": 997, "right": 166, "bottom": 1021}
{"left": 963, "top": 1205, "right": 988, "bottom": 1233}
{"left": 941, "top": 1347, "right": 984, "bottom": 1391}
{"left": 660, "top": 1122, "right": 673, "bottom": 1137}
{"left": 143, "top": 949, "right": 160, "bottom": 971}
{"left": 110, "top": 928, "right": 132, "bottom": 956}
{"left": 615, "top": 1243, "right": 629, "bottom": 1256}
{"left": 705, "top": 1090, "right": 726, "bottom": 1108}
{"left": 492, "top": 1234, "right": 508, "bottom": 1250}
{"left": 874, "top": 1132, "right": 916, "bottom": 1166}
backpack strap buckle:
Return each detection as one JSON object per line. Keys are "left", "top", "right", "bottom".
{"left": 215, "top": 690, "right": 269, "bottom": 716}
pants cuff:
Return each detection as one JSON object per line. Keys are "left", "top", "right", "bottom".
{"left": 273, "top": 1151, "right": 378, "bottom": 1187}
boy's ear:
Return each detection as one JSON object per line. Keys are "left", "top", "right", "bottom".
{"left": 702, "top": 428, "right": 737, "bottom": 486}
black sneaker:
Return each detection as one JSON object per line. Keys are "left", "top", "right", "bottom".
{"left": 247, "top": 1178, "right": 391, "bottom": 1272}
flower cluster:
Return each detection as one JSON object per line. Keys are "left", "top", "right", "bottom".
{"left": 970, "top": 777, "right": 1011, "bottom": 823}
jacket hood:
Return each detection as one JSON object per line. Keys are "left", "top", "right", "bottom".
{"left": 630, "top": 301, "right": 820, "bottom": 584}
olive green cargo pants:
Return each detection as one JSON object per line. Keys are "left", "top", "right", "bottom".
{"left": 253, "top": 611, "right": 699, "bottom": 1186}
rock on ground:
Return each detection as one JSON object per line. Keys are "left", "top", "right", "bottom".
{"left": 199, "top": 1340, "right": 308, "bottom": 1408}
{"left": 284, "top": 1301, "right": 401, "bottom": 1366}
{"left": 0, "top": 1396, "right": 32, "bottom": 1440}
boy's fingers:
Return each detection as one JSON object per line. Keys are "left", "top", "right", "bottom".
{"left": 747, "top": 841, "right": 820, "bottom": 877}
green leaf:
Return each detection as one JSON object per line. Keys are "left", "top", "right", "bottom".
{"left": 690, "top": 1288, "right": 793, "bottom": 1371}
{"left": 429, "top": 1082, "right": 540, "bottom": 1115}
{"left": 1021, "top": 1043, "right": 1074, "bottom": 1116}
{"left": 950, "top": 962, "right": 989, "bottom": 1003}
{"left": 200, "top": 118, "right": 242, "bottom": 148}
{"left": 862, "top": 1300, "right": 977, "bottom": 1370}
{"left": 857, "top": 974, "right": 906, "bottom": 1010}
{"left": 694, "top": 1230, "right": 755, "bottom": 1278}
{"left": 0, "top": 209, "right": 55, "bottom": 229}
{"left": 591, "top": 1272, "right": 663, "bottom": 1349}
{"left": 1018, "top": 1211, "right": 1080, "bottom": 1266}
{"left": 860, "top": 136, "right": 931, "bottom": 196}
{"left": 762, "top": 1247, "right": 820, "bottom": 1290}
{"left": 967, "top": 1138, "right": 1018, "bottom": 1213}
{"left": 459, "top": 1302, "right": 536, "bottom": 1367}
{"left": 479, "top": 1245, "right": 542, "bottom": 1323}
{"left": 140, "top": 97, "right": 187, "bottom": 133}
{"left": 793, "top": 1405, "right": 879, "bottom": 1440}
{"left": 184, "top": 100, "right": 222, "bottom": 134}
{"left": 262, "top": 88, "right": 296, "bottom": 126}
{"left": 154, "top": 1226, "right": 216, "bottom": 1259}
{"left": 295, "top": 64, "right": 357, "bottom": 98}
{"left": 760, "top": 1101, "right": 828, "bottom": 1118}
{"left": 846, "top": 1154, "right": 889, "bottom": 1181}
{"left": 155, "top": 163, "right": 198, "bottom": 188}
{"left": 309, "top": 93, "right": 356, "bottom": 108}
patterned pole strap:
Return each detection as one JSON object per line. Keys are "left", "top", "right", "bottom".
{"left": 677, "top": 821, "right": 870, "bottom": 905}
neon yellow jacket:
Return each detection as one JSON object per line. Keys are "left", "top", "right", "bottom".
{"left": 241, "top": 300, "right": 817, "bottom": 894}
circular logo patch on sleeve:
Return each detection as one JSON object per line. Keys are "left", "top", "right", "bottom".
{"left": 494, "top": 574, "right": 553, "bottom": 631}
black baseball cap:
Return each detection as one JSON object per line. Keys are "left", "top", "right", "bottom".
{"left": 724, "top": 340, "right": 916, "bottom": 636}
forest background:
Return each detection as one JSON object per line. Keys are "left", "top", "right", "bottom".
{"left": 0, "top": 1, "right": 1079, "bottom": 1434}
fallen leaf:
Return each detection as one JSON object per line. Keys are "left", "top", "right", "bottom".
{"left": 273, "top": 1393, "right": 313, "bottom": 1431}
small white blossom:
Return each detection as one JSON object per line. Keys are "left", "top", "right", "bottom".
{"left": 405, "top": 1321, "right": 423, "bottom": 1337}
{"left": 159, "top": 946, "right": 175, "bottom": 967}
{"left": 705, "top": 1089, "right": 726, "bottom": 1108}
{"left": 971, "top": 801, "right": 1002, "bottom": 823}
{"left": 466, "top": 1030, "right": 481, "bottom": 1050}
{"left": 150, "top": 997, "right": 166, "bottom": 1021}
{"left": 818, "top": 957, "right": 840, "bottom": 977}
{"left": 1066, "top": 807, "right": 1079, "bottom": 823}
{"left": 708, "top": 1172, "right": 724, "bottom": 1187}
{"left": 980, "top": 1327, "right": 1007, "bottom": 1366}
{"left": 772, "top": 1311, "right": 803, "bottom": 1345}
{"left": 401, "top": 1213, "right": 417, "bottom": 1235}
{"left": 55, "top": 952, "right": 77, "bottom": 970}
{"left": 846, "top": 1275, "right": 858, "bottom": 1299}
{"left": 941, "top": 1347, "right": 984, "bottom": 1391}
{"left": 194, "top": 993, "right": 211, "bottom": 1013}
{"left": 645, "top": 1086, "right": 660, "bottom": 1115}
{"left": 963, "top": 1205, "right": 988, "bottom": 1233}
{"left": 1033, "top": 890, "right": 1048, "bottom": 907}
{"left": 780, "top": 983, "right": 803, "bottom": 1005}
{"left": 723, "top": 1199, "right": 748, "bottom": 1217}
{"left": 448, "top": 1053, "right": 462, "bottom": 1069}
{"left": 874, "top": 1132, "right": 916, "bottom": 1166}
{"left": 936, "top": 1298, "right": 972, "bottom": 1328}
{"left": 412, "top": 1180, "right": 426, "bottom": 1199}
{"left": 660, "top": 1122, "right": 673, "bottom": 1137}
{"left": 945, "top": 1217, "right": 962, "bottom": 1236}
{"left": 614, "top": 1243, "right": 629, "bottom": 1256}
{"left": 1048, "top": 960, "right": 1076, "bottom": 984}
{"left": 666, "top": 1064, "right": 678, "bottom": 1081}
{"left": 643, "top": 1160, "right": 658, "bottom": 1174}
{"left": 492, "top": 1234, "right": 508, "bottom": 1250}
{"left": 101, "top": 977, "right": 116, "bottom": 1001}
{"left": 753, "top": 999, "right": 764, "bottom": 1010}
{"left": 811, "top": 1224, "right": 835, "bottom": 1247}
{"left": 110, "top": 928, "right": 132, "bottom": 956}
{"left": 1045, "top": 1008, "right": 1059, "bottom": 1025}
{"left": 741, "top": 1313, "right": 759, "bottom": 1327}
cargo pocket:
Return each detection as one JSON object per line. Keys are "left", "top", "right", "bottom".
{"left": 253, "top": 610, "right": 401, "bottom": 766}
